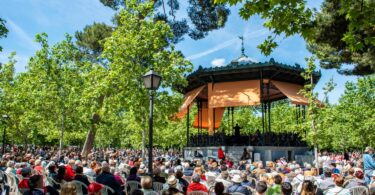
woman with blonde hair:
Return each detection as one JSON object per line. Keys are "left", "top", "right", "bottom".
{"left": 60, "top": 182, "right": 77, "bottom": 195}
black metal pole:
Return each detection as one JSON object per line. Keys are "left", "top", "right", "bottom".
{"left": 268, "top": 102, "right": 271, "bottom": 133}
{"left": 294, "top": 105, "right": 298, "bottom": 125}
{"left": 195, "top": 100, "right": 201, "bottom": 146}
{"left": 231, "top": 107, "right": 234, "bottom": 135}
{"left": 264, "top": 103, "right": 267, "bottom": 144}
{"left": 148, "top": 91, "right": 154, "bottom": 175}
{"left": 213, "top": 108, "right": 216, "bottom": 136}
{"left": 187, "top": 106, "right": 190, "bottom": 146}
{"left": 200, "top": 102, "right": 202, "bottom": 135}
{"left": 267, "top": 83, "right": 271, "bottom": 133}
{"left": 2, "top": 125, "right": 6, "bottom": 154}
{"left": 225, "top": 107, "right": 230, "bottom": 135}
{"left": 260, "top": 72, "right": 265, "bottom": 138}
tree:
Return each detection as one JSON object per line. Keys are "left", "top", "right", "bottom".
{"left": 75, "top": 22, "right": 113, "bottom": 60}
{"left": 0, "top": 53, "right": 16, "bottom": 147}
{"left": 18, "top": 33, "right": 87, "bottom": 150}
{"left": 0, "top": 18, "right": 9, "bottom": 52}
{"left": 214, "top": 0, "right": 375, "bottom": 75}
{"left": 98, "top": 0, "right": 230, "bottom": 41}
{"left": 300, "top": 57, "right": 320, "bottom": 169}
{"left": 308, "top": 0, "right": 375, "bottom": 75}
{"left": 331, "top": 75, "right": 374, "bottom": 149}
{"left": 79, "top": 0, "right": 192, "bottom": 155}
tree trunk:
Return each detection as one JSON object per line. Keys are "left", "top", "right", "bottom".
{"left": 24, "top": 132, "right": 29, "bottom": 152}
{"left": 142, "top": 128, "right": 145, "bottom": 159}
{"left": 309, "top": 74, "right": 320, "bottom": 172}
{"left": 81, "top": 113, "right": 100, "bottom": 158}
{"left": 81, "top": 123, "right": 97, "bottom": 158}
{"left": 59, "top": 112, "right": 65, "bottom": 158}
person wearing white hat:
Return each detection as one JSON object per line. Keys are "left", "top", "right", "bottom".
{"left": 363, "top": 146, "right": 375, "bottom": 184}
{"left": 227, "top": 174, "right": 249, "bottom": 195}
{"left": 163, "top": 175, "right": 183, "bottom": 192}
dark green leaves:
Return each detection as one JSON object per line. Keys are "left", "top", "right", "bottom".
{"left": 0, "top": 18, "right": 9, "bottom": 52}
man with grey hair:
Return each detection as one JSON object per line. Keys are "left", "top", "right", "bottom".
{"left": 141, "top": 176, "right": 157, "bottom": 195}
{"left": 5, "top": 161, "right": 15, "bottom": 174}
{"left": 216, "top": 170, "right": 232, "bottom": 189}
{"left": 187, "top": 174, "right": 208, "bottom": 193}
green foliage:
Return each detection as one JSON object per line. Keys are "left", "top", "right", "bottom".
{"left": 0, "top": 18, "right": 9, "bottom": 52}
{"left": 214, "top": 0, "right": 375, "bottom": 75}
{"left": 299, "top": 57, "right": 320, "bottom": 147}
{"left": 318, "top": 75, "right": 375, "bottom": 150}
{"left": 257, "top": 36, "right": 278, "bottom": 56}
{"left": 308, "top": 0, "right": 375, "bottom": 75}
{"left": 215, "top": 0, "right": 313, "bottom": 56}
{"left": 93, "top": 1, "right": 192, "bottom": 149}
{"left": 298, "top": 57, "right": 374, "bottom": 151}
{"left": 75, "top": 22, "right": 113, "bottom": 60}
{"left": 98, "top": 0, "right": 230, "bottom": 41}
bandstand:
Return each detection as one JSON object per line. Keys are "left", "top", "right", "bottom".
{"left": 175, "top": 44, "right": 321, "bottom": 163}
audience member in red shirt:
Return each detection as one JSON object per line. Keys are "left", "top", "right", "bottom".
{"left": 187, "top": 174, "right": 208, "bottom": 193}
{"left": 218, "top": 147, "right": 225, "bottom": 160}
{"left": 18, "top": 167, "right": 31, "bottom": 189}
{"left": 64, "top": 160, "right": 75, "bottom": 181}
{"left": 34, "top": 160, "right": 44, "bottom": 174}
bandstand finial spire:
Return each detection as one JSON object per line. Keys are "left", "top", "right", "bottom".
{"left": 239, "top": 36, "right": 246, "bottom": 56}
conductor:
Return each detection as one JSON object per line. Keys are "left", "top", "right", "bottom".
{"left": 234, "top": 123, "right": 242, "bottom": 137}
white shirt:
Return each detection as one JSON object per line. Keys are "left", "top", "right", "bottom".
{"left": 83, "top": 167, "right": 94, "bottom": 176}
{"left": 325, "top": 186, "right": 350, "bottom": 195}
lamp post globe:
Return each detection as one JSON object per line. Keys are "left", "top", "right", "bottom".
{"left": 142, "top": 68, "right": 162, "bottom": 90}
{"left": 142, "top": 68, "right": 162, "bottom": 175}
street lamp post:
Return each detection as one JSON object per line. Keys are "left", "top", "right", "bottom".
{"left": 142, "top": 68, "right": 162, "bottom": 175}
{"left": 2, "top": 114, "right": 9, "bottom": 154}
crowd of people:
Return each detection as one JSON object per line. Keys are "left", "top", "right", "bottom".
{"left": 0, "top": 145, "right": 374, "bottom": 195}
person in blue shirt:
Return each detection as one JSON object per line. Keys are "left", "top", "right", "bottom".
{"left": 363, "top": 146, "right": 375, "bottom": 185}
{"left": 227, "top": 175, "right": 250, "bottom": 195}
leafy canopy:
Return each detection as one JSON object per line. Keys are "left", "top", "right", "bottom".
{"left": 214, "top": 0, "right": 375, "bottom": 75}
{"left": 0, "top": 18, "right": 9, "bottom": 52}
{"left": 99, "top": 0, "right": 230, "bottom": 42}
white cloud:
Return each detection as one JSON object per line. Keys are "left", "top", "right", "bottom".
{"left": 186, "top": 39, "right": 235, "bottom": 60}
{"left": 6, "top": 19, "right": 39, "bottom": 50}
{"left": 186, "top": 29, "right": 269, "bottom": 60}
{"left": 211, "top": 58, "right": 226, "bottom": 67}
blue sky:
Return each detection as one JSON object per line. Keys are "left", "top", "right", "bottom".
{"left": 0, "top": 0, "right": 358, "bottom": 103}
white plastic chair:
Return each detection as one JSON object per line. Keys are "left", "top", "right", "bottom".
{"left": 153, "top": 182, "right": 164, "bottom": 193}
{"left": 46, "top": 176, "right": 63, "bottom": 190}
{"left": 187, "top": 191, "right": 208, "bottom": 195}
{"left": 183, "top": 176, "right": 192, "bottom": 183}
{"left": 87, "top": 175, "right": 95, "bottom": 183}
{"left": 101, "top": 185, "right": 115, "bottom": 195}
{"left": 126, "top": 181, "right": 140, "bottom": 194}
{"left": 208, "top": 186, "right": 215, "bottom": 195}
{"left": 4, "top": 173, "right": 19, "bottom": 194}
{"left": 348, "top": 186, "right": 368, "bottom": 195}
{"left": 231, "top": 192, "right": 246, "bottom": 195}
{"left": 72, "top": 180, "right": 89, "bottom": 195}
